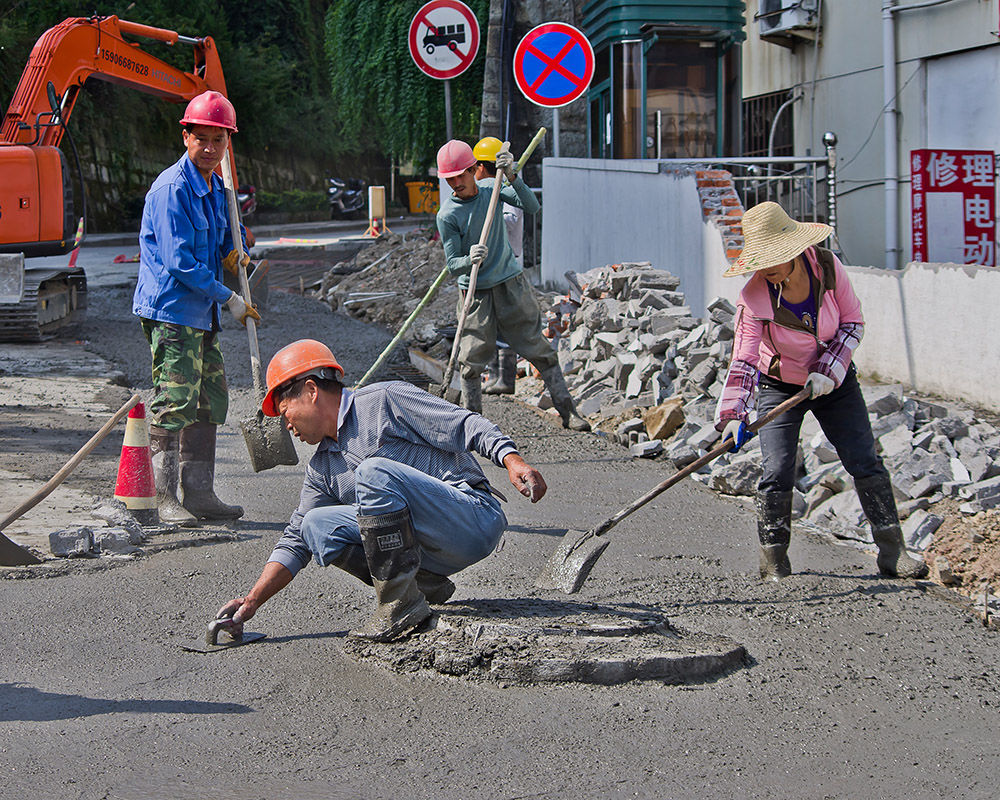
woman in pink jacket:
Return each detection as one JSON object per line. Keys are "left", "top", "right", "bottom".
{"left": 715, "top": 202, "right": 927, "bottom": 582}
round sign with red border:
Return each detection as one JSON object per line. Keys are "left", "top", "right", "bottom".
{"left": 513, "top": 22, "right": 594, "bottom": 108}
{"left": 408, "top": 0, "right": 480, "bottom": 80}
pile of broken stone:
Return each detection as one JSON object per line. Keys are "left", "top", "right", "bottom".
{"left": 514, "top": 261, "right": 1000, "bottom": 557}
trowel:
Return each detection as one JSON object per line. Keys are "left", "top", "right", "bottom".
{"left": 180, "top": 617, "right": 267, "bottom": 654}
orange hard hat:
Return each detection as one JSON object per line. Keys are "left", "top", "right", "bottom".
{"left": 180, "top": 90, "right": 238, "bottom": 132}
{"left": 262, "top": 339, "right": 344, "bottom": 417}
{"left": 436, "top": 139, "right": 476, "bottom": 178}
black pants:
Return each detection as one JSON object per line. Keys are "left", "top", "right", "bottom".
{"left": 757, "top": 365, "right": 889, "bottom": 494}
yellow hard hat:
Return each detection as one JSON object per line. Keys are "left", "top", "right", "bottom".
{"left": 473, "top": 136, "right": 503, "bottom": 162}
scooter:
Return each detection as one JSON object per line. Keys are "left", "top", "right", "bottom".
{"left": 237, "top": 184, "right": 256, "bottom": 217}
{"left": 328, "top": 177, "right": 366, "bottom": 219}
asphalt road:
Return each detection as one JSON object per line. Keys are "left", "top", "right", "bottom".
{"left": 1, "top": 255, "right": 998, "bottom": 799}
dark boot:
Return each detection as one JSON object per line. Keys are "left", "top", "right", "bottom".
{"left": 331, "top": 544, "right": 373, "bottom": 585}
{"left": 484, "top": 349, "right": 516, "bottom": 395}
{"left": 757, "top": 490, "right": 792, "bottom": 581}
{"left": 179, "top": 422, "right": 244, "bottom": 520}
{"left": 149, "top": 426, "right": 199, "bottom": 527}
{"left": 416, "top": 569, "right": 456, "bottom": 604}
{"left": 540, "top": 365, "right": 591, "bottom": 432}
{"left": 460, "top": 376, "right": 482, "bottom": 414}
{"left": 350, "top": 508, "right": 431, "bottom": 642}
{"left": 331, "top": 545, "right": 454, "bottom": 603}
{"left": 855, "top": 475, "right": 929, "bottom": 579}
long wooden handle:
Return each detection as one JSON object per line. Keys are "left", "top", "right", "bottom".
{"left": 590, "top": 388, "right": 811, "bottom": 539}
{"left": 220, "top": 151, "right": 265, "bottom": 400}
{"left": 0, "top": 394, "right": 141, "bottom": 532}
{"left": 439, "top": 147, "right": 508, "bottom": 393}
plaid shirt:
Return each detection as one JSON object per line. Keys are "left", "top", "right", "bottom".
{"left": 268, "top": 381, "right": 518, "bottom": 574}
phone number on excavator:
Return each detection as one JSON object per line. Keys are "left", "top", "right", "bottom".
{"left": 102, "top": 48, "right": 149, "bottom": 77}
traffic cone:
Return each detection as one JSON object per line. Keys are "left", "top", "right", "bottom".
{"left": 114, "top": 402, "right": 158, "bottom": 525}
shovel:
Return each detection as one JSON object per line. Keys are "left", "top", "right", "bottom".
{"left": 536, "top": 388, "right": 811, "bottom": 594}
{"left": 220, "top": 152, "right": 298, "bottom": 473}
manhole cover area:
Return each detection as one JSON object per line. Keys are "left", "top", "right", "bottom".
{"left": 343, "top": 598, "right": 747, "bottom": 686}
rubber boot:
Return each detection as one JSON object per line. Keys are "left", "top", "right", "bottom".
{"left": 179, "top": 421, "right": 244, "bottom": 520}
{"left": 331, "top": 544, "right": 373, "bottom": 586}
{"left": 855, "top": 474, "right": 929, "bottom": 579}
{"left": 540, "top": 365, "right": 591, "bottom": 431}
{"left": 149, "top": 427, "right": 199, "bottom": 527}
{"left": 461, "top": 375, "right": 482, "bottom": 414}
{"left": 484, "top": 349, "right": 516, "bottom": 395}
{"left": 757, "top": 490, "right": 792, "bottom": 581}
{"left": 350, "top": 508, "right": 431, "bottom": 642}
{"left": 416, "top": 568, "right": 456, "bottom": 604}
{"left": 332, "top": 545, "right": 455, "bottom": 603}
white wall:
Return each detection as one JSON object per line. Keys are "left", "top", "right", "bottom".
{"left": 541, "top": 157, "right": 722, "bottom": 313}
{"left": 848, "top": 261, "right": 1000, "bottom": 411}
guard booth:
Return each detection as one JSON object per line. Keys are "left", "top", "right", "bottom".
{"left": 581, "top": 0, "right": 746, "bottom": 159}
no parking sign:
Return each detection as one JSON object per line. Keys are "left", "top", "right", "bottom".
{"left": 513, "top": 22, "right": 594, "bottom": 108}
{"left": 408, "top": 0, "right": 481, "bottom": 80}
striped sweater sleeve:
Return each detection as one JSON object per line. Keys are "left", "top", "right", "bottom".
{"left": 812, "top": 322, "right": 864, "bottom": 386}
{"left": 715, "top": 357, "right": 759, "bottom": 429}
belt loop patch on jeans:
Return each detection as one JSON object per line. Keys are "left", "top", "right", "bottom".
{"left": 377, "top": 532, "right": 403, "bottom": 551}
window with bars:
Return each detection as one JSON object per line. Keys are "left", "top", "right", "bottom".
{"left": 742, "top": 90, "right": 794, "bottom": 157}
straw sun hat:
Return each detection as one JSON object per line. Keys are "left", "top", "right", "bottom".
{"left": 724, "top": 201, "right": 832, "bottom": 278}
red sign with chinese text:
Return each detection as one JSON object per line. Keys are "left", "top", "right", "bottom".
{"left": 910, "top": 149, "right": 995, "bottom": 266}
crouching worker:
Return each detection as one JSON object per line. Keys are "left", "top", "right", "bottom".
{"left": 216, "top": 339, "right": 547, "bottom": 642}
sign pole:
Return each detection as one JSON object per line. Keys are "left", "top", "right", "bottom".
{"left": 553, "top": 108, "right": 560, "bottom": 158}
{"left": 444, "top": 78, "right": 453, "bottom": 140}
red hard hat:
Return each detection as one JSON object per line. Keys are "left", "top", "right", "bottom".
{"left": 262, "top": 339, "right": 344, "bottom": 417}
{"left": 180, "top": 90, "right": 238, "bottom": 132}
{"left": 436, "top": 139, "right": 476, "bottom": 178}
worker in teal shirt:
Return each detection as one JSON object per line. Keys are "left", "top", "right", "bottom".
{"left": 133, "top": 91, "right": 259, "bottom": 526}
{"left": 434, "top": 138, "right": 589, "bottom": 431}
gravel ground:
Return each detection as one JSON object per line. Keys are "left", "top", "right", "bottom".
{"left": 1, "top": 285, "right": 999, "bottom": 799}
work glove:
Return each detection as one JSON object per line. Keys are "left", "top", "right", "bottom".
{"left": 226, "top": 291, "right": 261, "bottom": 327}
{"left": 495, "top": 143, "right": 515, "bottom": 181}
{"left": 222, "top": 249, "right": 251, "bottom": 276}
{"left": 722, "top": 419, "right": 754, "bottom": 453}
{"left": 805, "top": 371, "right": 835, "bottom": 399}
{"left": 470, "top": 243, "right": 489, "bottom": 265}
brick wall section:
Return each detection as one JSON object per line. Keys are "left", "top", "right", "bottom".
{"left": 695, "top": 169, "right": 745, "bottom": 262}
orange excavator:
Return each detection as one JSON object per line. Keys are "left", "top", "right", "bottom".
{"left": 0, "top": 15, "right": 231, "bottom": 341}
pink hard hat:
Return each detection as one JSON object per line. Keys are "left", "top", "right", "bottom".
{"left": 436, "top": 139, "right": 476, "bottom": 178}
{"left": 180, "top": 91, "right": 238, "bottom": 132}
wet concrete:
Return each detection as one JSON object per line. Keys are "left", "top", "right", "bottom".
{"left": 1, "top": 283, "right": 999, "bottom": 798}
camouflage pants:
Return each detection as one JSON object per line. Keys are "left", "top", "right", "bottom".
{"left": 141, "top": 320, "right": 228, "bottom": 431}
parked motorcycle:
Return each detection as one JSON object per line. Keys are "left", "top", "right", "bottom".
{"left": 237, "top": 184, "right": 256, "bottom": 217}
{"left": 328, "top": 177, "right": 366, "bottom": 220}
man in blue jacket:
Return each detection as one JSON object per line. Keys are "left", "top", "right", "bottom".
{"left": 133, "top": 91, "right": 259, "bottom": 526}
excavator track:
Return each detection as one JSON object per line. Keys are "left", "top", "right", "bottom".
{"left": 0, "top": 265, "right": 87, "bottom": 342}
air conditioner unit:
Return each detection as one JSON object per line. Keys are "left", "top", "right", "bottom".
{"left": 757, "top": 0, "right": 819, "bottom": 42}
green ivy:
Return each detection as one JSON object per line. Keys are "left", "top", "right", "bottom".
{"left": 325, "top": 0, "right": 488, "bottom": 170}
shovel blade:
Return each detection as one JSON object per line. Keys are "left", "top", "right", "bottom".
{"left": 240, "top": 410, "right": 298, "bottom": 473}
{"left": 0, "top": 531, "right": 41, "bottom": 566}
{"left": 535, "top": 529, "right": 611, "bottom": 594}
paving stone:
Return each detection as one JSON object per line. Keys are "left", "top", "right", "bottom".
{"left": 617, "top": 417, "right": 646, "bottom": 437}
{"left": 911, "top": 427, "right": 935, "bottom": 450}
{"left": 878, "top": 425, "right": 913, "bottom": 460}
{"left": 935, "top": 556, "right": 956, "bottom": 585}
{"left": 644, "top": 398, "right": 685, "bottom": 440}
{"left": 930, "top": 434, "right": 958, "bottom": 458}
{"left": 902, "top": 510, "right": 943, "bottom": 550}
{"left": 959, "top": 475, "right": 1000, "bottom": 502}
{"left": 49, "top": 527, "right": 94, "bottom": 558}
{"left": 897, "top": 496, "right": 933, "bottom": 520}
{"left": 870, "top": 409, "right": 915, "bottom": 439}
{"left": 804, "top": 484, "right": 833, "bottom": 516}
{"left": 665, "top": 440, "right": 699, "bottom": 468}
{"left": 709, "top": 454, "right": 760, "bottom": 495}
{"left": 689, "top": 422, "right": 722, "bottom": 451}
{"left": 809, "top": 431, "right": 839, "bottom": 463}
{"left": 630, "top": 440, "right": 663, "bottom": 458}
{"left": 93, "top": 528, "right": 143, "bottom": 555}
{"left": 863, "top": 384, "right": 904, "bottom": 416}
{"left": 933, "top": 416, "right": 970, "bottom": 441}
{"left": 950, "top": 457, "right": 972, "bottom": 484}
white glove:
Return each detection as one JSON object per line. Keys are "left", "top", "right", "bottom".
{"left": 470, "top": 243, "right": 488, "bottom": 264}
{"left": 722, "top": 419, "right": 754, "bottom": 453}
{"left": 495, "top": 143, "right": 515, "bottom": 180}
{"left": 225, "top": 291, "right": 261, "bottom": 327}
{"left": 805, "top": 372, "right": 835, "bottom": 398}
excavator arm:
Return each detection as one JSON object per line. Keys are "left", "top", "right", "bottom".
{"left": 0, "top": 16, "right": 234, "bottom": 341}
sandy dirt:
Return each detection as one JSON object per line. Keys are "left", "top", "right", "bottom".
{"left": 1, "top": 280, "right": 999, "bottom": 799}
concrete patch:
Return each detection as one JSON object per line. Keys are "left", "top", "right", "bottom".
{"left": 343, "top": 598, "right": 746, "bottom": 686}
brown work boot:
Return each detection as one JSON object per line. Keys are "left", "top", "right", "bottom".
{"left": 149, "top": 426, "right": 199, "bottom": 527}
{"left": 757, "top": 490, "right": 792, "bottom": 581}
{"left": 179, "top": 421, "right": 244, "bottom": 521}
{"left": 350, "top": 508, "right": 431, "bottom": 642}
{"left": 855, "top": 475, "right": 928, "bottom": 579}
{"left": 540, "top": 365, "right": 591, "bottom": 431}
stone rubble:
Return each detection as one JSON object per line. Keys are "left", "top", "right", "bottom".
{"left": 508, "top": 261, "right": 1000, "bottom": 572}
